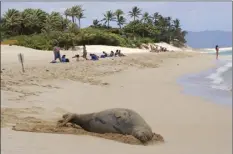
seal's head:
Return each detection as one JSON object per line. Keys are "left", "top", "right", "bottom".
{"left": 62, "top": 113, "right": 71, "bottom": 119}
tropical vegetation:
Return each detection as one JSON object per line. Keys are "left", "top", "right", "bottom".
{"left": 1, "top": 5, "right": 188, "bottom": 50}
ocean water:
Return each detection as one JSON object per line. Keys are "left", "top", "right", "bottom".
{"left": 209, "top": 50, "right": 232, "bottom": 56}
{"left": 178, "top": 50, "right": 232, "bottom": 106}
{"left": 207, "top": 50, "right": 232, "bottom": 91}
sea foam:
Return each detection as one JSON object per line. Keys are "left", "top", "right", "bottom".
{"left": 206, "top": 62, "right": 232, "bottom": 91}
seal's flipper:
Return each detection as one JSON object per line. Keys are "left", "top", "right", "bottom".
{"left": 132, "top": 128, "right": 153, "bottom": 143}
{"left": 57, "top": 113, "right": 75, "bottom": 127}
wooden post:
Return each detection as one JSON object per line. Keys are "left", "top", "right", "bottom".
{"left": 18, "top": 53, "right": 25, "bottom": 73}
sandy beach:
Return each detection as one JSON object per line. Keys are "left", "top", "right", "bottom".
{"left": 1, "top": 45, "right": 232, "bottom": 154}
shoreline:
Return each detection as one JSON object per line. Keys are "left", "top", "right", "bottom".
{"left": 1, "top": 45, "right": 232, "bottom": 154}
{"left": 178, "top": 61, "right": 232, "bottom": 106}
{"left": 200, "top": 47, "right": 232, "bottom": 52}
{"left": 206, "top": 61, "right": 232, "bottom": 89}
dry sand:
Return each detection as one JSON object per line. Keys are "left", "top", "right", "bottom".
{"left": 1, "top": 45, "right": 232, "bottom": 154}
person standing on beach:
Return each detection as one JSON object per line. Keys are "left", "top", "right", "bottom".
{"left": 215, "top": 45, "right": 219, "bottom": 60}
{"left": 53, "top": 44, "right": 62, "bottom": 62}
{"left": 82, "top": 44, "right": 88, "bottom": 60}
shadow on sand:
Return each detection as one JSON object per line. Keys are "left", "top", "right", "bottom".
{"left": 12, "top": 120, "right": 164, "bottom": 146}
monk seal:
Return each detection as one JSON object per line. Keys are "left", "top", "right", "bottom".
{"left": 57, "top": 108, "right": 154, "bottom": 143}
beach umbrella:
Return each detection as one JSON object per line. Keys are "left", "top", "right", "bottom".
{"left": 18, "top": 53, "right": 25, "bottom": 72}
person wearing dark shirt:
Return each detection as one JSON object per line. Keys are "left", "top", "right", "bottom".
{"left": 72, "top": 54, "right": 80, "bottom": 61}
{"left": 90, "top": 53, "right": 99, "bottom": 61}
{"left": 103, "top": 51, "right": 108, "bottom": 57}
{"left": 61, "top": 55, "right": 69, "bottom": 62}
{"left": 215, "top": 45, "right": 219, "bottom": 60}
{"left": 118, "top": 50, "right": 125, "bottom": 57}
{"left": 109, "top": 51, "right": 114, "bottom": 57}
{"left": 100, "top": 51, "right": 108, "bottom": 58}
{"left": 115, "top": 50, "right": 119, "bottom": 56}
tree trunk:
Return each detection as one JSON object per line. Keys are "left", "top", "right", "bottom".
{"left": 72, "top": 16, "right": 75, "bottom": 23}
{"left": 78, "top": 18, "right": 81, "bottom": 28}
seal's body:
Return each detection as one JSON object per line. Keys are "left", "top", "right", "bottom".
{"left": 58, "top": 108, "right": 154, "bottom": 143}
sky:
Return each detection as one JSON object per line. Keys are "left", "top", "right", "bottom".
{"left": 1, "top": 2, "right": 232, "bottom": 32}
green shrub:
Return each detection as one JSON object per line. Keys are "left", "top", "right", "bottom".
{"left": 11, "top": 34, "right": 53, "bottom": 50}
{"left": 47, "top": 31, "right": 76, "bottom": 50}
{"left": 10, "top": 32, "right": 76, "bottom": 50}
{"left": 138, "top": 37, "right": 154, "bottom": 44}
{"left": 9, "top": 28, "right": 136, "bottom": 50}
{"left": 75, "top": 28, "right": 128, "bottom": 47}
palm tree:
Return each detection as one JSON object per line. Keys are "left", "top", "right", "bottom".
{"left": 181, "top": 30, "right": 187, "bottom": 39}
{"left": 114, "top": 9, "right": 126, "bottom": 29}
{"left": 21, "top": 8, "right": 33, "bottom": 33}
{"left": 170, "top": 19, "right": 182, "bottom": 42}
{"left": 102, "top": 10, "right": 116, "bottom": 28}
{"left": 152, "top": 12, "right": 161, "bottom": 25}
{"left": 141, "top": 12, "right": 152, "bottom": 24}
{"left": 34, "top": 9, "right": 47, "bottom": 22}
{"left": 92, "top": 19, "right": 101, "bottom": 27}
{"left": 165, "top": 16, "right": 172, "bottom": 42}
{"left": 21, "top": 9, "right": 47, "bottom": 34}
{"left": 116, "top": 16, "right": 126, "bottom": 29}
{"left": 42, "top": 15, "right": 54, "bottom": 33}
{"left": 69, "top": 5, "right": 81, "bottom": 23}
{"left": 0, "top": 18, "right": 7, "bottom": 40}
{"left": 161, "top": 17, "right": 171, "bottom": 29}
{"left": 155, "top": 16, "right": 172, "bottom": 43}
{"left": 172, "top": 18, "right": 180, "bottom": 29}
{"left": 64, "top": 8, "right": 71, "bottom": 19}
{"left": 140, "top": 12, "right": 152, "bottom": 38}
{"left": 43, "top": 12, "right": 63, "bottom": 32}
{"left": 2, "top": 9, "right": 22, "bottom": 35}
{"left": 61, "top": 18, "right": 71, "bottom": 31}
{"left": 128, "top": 6, "right": 141, "bottom": 21}
{"left": 115, "top": 9, "right": 124, "bottom": 19}
{"left": 76, "top": 10, "right": 85, "bottom": 28}
{"left": 67, "top": 22, "right": 79, "bottom": 33}
{"left": 128, "top": 6, "right": 141, "bottom": 40}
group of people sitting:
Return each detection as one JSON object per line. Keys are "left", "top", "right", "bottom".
{"left": 73, "top": 49, "right": 126, "bottom": 61}
{"left": 100, "top": 50, "right": 125, "bottom": 58}
{"left": 51, "top": 44, "right": 126, "bottom": 63}
{"left": 150, "top": 45, "right": 168, "bottom": 53}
